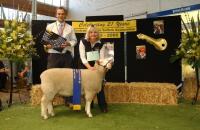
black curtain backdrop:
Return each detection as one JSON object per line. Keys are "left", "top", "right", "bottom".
{"left": 32, "top": 15, "right": 181, "bottom": 85}
{"left": 127, "top": 16, "right": 182, "bottom": 85}
{"left": 86, "top": 15, "right": 125, "bottom": 82}
{"left": 32, "top": 20, "right": 49, "bottom": 84}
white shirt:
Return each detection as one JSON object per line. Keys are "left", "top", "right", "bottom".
{"left": 46, "top": 21, "right": 77, "bottom": 56}
{"left": 79, "top": 39, "right": 114, "bottom": 65}
{"left": 79, "top": 39, "right": 103, "bottom": 64}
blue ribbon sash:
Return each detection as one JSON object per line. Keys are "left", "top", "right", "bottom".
{"left": 72, "top": 69, "right": 81, "bottom": 110}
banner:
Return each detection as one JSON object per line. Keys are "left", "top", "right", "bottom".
{"left": 72, "top": 20, "right": 137, "bottom": 33}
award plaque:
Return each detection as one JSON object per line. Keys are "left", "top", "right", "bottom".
{"left": 41, "top": 30, "right": 66, "bottom": 52}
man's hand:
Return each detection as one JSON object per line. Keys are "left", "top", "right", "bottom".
{"left": 44, "top": 44, "right": 52, "bottom": 49}
{"left": 18, "top": 72, "right": 24, "bottom": 78}
{"left": 60, "top": 42, "right": 70, "bottom": 48}
{"left": 43, "top": 44, "right": 52, "bottom": 52}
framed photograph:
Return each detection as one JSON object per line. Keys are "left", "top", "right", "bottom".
{"left": 103, "top": 42, "right": 114, "bottom": 59}
{"left": 153, "top": 20, "right": 164, "bottom": 34}
{"left": 136, "top": 45, "right": 146, "bottom": 60}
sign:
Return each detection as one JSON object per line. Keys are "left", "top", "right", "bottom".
{"left": 72, "top": 20, "right": 137, "bottom": 33}
{"left": 147, "top": 4, "right": 200, "bottom": 18}
{"left": 86, "top": 51, "right": 99, "bottom": 61}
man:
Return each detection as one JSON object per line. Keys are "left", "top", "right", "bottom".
{"left": 15, "top": 61, "right": 31, "bottom": 88}
{"left": 44, "top": 7, "right": 77, "bottom": 105}
{"left": 45, "top": 7, "right": 77, "bottom": 68}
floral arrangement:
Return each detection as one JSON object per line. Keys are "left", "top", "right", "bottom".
{"left": 170, "top": 12, "right": 200, "bottom": 104}
{"left": 170, "top": 12, "right": 200, "bottom": 69}
{"left": 0, "top": 19, "right": 37, "bottom": 61}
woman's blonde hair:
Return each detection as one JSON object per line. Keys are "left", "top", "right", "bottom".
{"left": 85, "top": 25, "right": 101, "bottom": 41}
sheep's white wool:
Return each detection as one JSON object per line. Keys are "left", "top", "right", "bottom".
{"left": 40, "top": 61, "right": 110, "bottom": 119}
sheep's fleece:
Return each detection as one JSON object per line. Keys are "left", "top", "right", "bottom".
{"left": 40, "top": 60, "right": 112, "bottom": 119}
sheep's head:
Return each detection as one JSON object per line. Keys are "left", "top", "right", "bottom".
{"left": 97, "top": 57, "right": 114, "bottom": 70}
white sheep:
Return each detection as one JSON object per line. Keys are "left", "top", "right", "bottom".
{"left": 40, "top": 60, "right": 112, "bottom": 119}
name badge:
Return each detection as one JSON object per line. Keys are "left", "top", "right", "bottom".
{"left": 86, "top": 51, "right": 99, "bottom": 61}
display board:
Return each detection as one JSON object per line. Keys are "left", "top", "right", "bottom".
{"left": 126, "top": 16, "right": 182, "bottom": 85}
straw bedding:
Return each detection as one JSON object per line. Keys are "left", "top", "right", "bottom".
{"left": 182, "top": 64, "right": 200, "bottom": 100}
{"left": 31, "top": 82, "right": 177, "bottom": 105}
{"left": 104, "top": 82, "right": 177, "bottom": 105}
{"left": 30, "top": 84, "right": 64, "bottom": 106}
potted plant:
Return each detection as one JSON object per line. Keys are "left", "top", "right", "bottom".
{"left": 170, "top": 12, "right": 200, "bottom": 104}
{"left": 0, "top": 9, "right": 37, "bottom": 106}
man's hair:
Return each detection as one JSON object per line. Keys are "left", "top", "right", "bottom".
{"left": 56, "top": 7, "right": 66, "bottom": 13}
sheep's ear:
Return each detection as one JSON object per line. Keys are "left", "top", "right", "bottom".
{"left": 106, "top": 63, "right": 113, "bottom": 69}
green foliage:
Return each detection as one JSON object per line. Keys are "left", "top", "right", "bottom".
{"left": 171, "top": 12, "right": 200, "bottom": 68}
{"left": 0, "top": 19, "right": 37, "bottom": 61}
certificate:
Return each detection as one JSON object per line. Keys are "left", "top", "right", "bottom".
{"left": 86, "top": 51, "right": 99, "bottom": 61}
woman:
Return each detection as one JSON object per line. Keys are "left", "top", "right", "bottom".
{"left": 78, "top": 25, "right": 108, "bottom": 113}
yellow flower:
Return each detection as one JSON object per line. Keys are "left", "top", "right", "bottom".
{"left": 0, "top": 19, "right": 37, "bottom": 61}
{"left": 4, "top": 20, "right": 10, "bottom": 28}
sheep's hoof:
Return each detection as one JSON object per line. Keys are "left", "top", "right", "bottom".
{"left": 42, "top": 115, "right": 48, "bottom": 120}
{"left": 87, "top": 113, "right": 93, "bottom": 118}
{"left": 50, "top": 112, "right": 55, "bottom": 117}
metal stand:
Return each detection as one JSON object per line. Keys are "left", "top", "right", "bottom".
{"left": 124, "top": 32, "right": 127, "bottom": 82}
{"left": 8, "top": 61, "right": 13, "bottom": 107}
{"left": 0, "top": 99, "right": 2, "bottom": 111}
{"left": 192, "top": 67, "right": 200, "bottom": 105}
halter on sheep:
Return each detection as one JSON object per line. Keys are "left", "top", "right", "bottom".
{"left": 40, "top": 59, "right": 113, "bottom": 119}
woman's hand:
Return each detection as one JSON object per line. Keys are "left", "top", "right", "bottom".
{"left": 88, "top": 66, "right": 95, "bottom": 71}
{"left": 85, "top": 63, "right": 95, "bottom": 71}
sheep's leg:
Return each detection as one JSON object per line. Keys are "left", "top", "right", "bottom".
{"left": 85, "top": 100, "right": 93, "bottom": 117}
{"left": 41, "top": 95, "right": 49, "bottom": 119}
{"left": 45, "top": 92, "right": 56, "bottom": 118}
{"left": 85, "top": 93, "right": 96, "bottom": 117}
{"left": 47, "top": 101, "right": 55, "bottom": 117}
